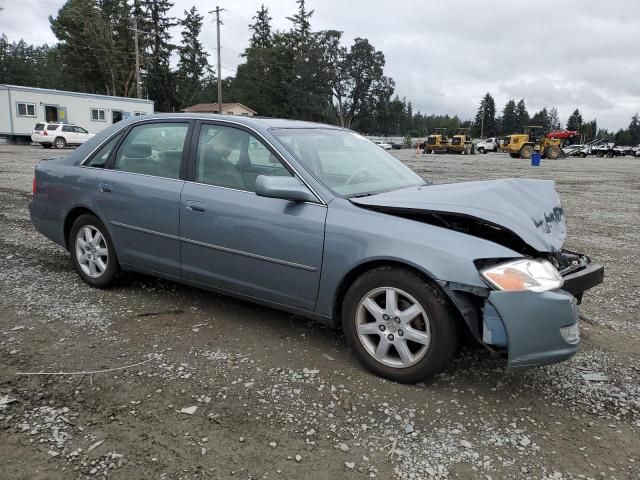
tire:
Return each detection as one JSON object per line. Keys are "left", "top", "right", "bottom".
{"left": 477, "top": 147, "right": 485, "bottom": 154}
{"left": 605, "top": 150, "right": 614, "bottom": 158}
{"left": 54, "top": 137, "right": 67, "bottom": 149}
{"left": 595, "top": 151, "right": 604, "bottom": 157}
{"left": 69, "top": 214, "right": 119, "bottom": 288}
{"left": 41, "top": 143, "right": 52, "bottom": 149}
{"left": 578, "top": 152, "right": 586, "bottom": 158}
{"left": 545, "top": 145, "right": 561, "bottom": 160}
{"left": 519, "top": 145, "right": 534, "bottom": 159}
{"left": 342, "top": 266, "right": 458, "bottom": 383}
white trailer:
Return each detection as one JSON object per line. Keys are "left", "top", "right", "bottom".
{"left": 0, "top": 84, "right": 154, "bottom": 140}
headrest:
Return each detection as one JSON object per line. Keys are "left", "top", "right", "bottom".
{"left": 123, "top": 143, "right": 151, "bottom": 158}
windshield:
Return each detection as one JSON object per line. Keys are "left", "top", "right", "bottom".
{"left": 271, "top": 128, "right": 425, "bottom": 196}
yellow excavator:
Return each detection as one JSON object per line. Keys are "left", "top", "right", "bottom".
{"left": 504, "top": 126, "right": 562, "bottom": 160}
{"left": 424, "top": 128, "right": 449, "bottom": 154}
{"left": 447, "top": 128, "right": 473, "bottom": 154}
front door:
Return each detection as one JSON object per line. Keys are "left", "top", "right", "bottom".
{"left": 180, "top": 122, "right": 327, "bottom": 311}
{"left": 95, "top": 120, "right": 192, "bottom": 277}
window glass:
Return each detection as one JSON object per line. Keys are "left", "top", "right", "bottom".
{"left": 62, "top": 126, "right": 74, "bottom": 132}
{"left": 113, "top": 123, "right": 188, "bottom": 179}
{"left": 272, "top": 129, "right": 425, "bottom": 196}
{"left": 86, "top": 134, "right": 122, "bottom": 168}
{"left": 17, "top": 103, "right": 35, "bottom": 116}
{"left": 76, "top": 127, "right": 88, "bottom": 134}
{"left": 34, "top": 123, "right": 44, "bottom": 131}
{"left": 47, "top": 125, "right": 59, "bottom": 131}
{"left": 195, "top": 124, "right": 291, "bottom": 191}
{"left": 91, "top": 109, "right": 106, "bottom": 121}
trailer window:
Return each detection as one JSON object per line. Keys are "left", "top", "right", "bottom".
{"left": 91, "top": 108, "right": 106, "bottom": 122}
{"left": 17, "top": 102, "right": 36, "bottom": 117}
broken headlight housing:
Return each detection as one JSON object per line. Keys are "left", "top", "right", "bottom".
{"left": 480, "top": 259, "right": 564, "bottom": 292}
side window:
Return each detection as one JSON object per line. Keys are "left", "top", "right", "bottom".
{"left": 47, "top": 125, "right": 59, "bottom": 132}
{"left": 86, "top": 134, "right": 122, "bottom": 168}
{"left": 62, "top": 126, "right": 74, "bottom": 133}
{"left": 195, "top": 124, "right": 291, "bottom": 192}
{"left": 76, "top": 127, "right": 88, "bottom": 134}
{"left": 113, "top": 123, "right": 188, "bottom": 179}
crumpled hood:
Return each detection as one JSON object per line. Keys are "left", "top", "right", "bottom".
{"left": 351, "top": 178, "right": 566, "bottom": 253}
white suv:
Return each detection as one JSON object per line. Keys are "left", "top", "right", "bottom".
{"left": 32, "top": 123, "right": 95, "bottom": 149}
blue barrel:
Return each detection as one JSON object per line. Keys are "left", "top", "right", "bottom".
{"left": 531, "top": 152, "right": 541, "bottom": 166}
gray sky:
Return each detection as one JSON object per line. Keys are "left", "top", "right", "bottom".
{"left": 1, "top": 0, "right": 639, "bottom": 130}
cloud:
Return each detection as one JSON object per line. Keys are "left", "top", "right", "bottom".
{"left": 1, "top": 0, "right": 638, "bottom": 130}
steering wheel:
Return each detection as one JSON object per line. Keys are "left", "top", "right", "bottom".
{"left": 345, "top": 168, "right": 370, "bottom": 185}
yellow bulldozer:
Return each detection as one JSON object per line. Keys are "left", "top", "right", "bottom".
{"left": 424, "top": 128, "right": 449, "bottom": 153}
{"left": 447, "top": 128, "right": 473, "bottom": 154}
{"left": 504, "top": 126, "right": 562, "bottom": 160}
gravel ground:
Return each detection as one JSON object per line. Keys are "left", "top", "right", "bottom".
{"left": 0, "top": 145, "right": 639, "bottom": 480}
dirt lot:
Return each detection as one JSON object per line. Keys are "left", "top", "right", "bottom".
{"left": 1, "top": 145, "right": 639, "bottom": 480}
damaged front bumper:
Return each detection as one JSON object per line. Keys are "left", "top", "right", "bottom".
{"left": 483, "top": 256, "right": 604, "bottom": 369}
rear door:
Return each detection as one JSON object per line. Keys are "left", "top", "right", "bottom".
{"left": 180, "top": 121, "right": 327, "bottom": 311}
{"left": 95, "top": 120, "right": 192, "bottom": 277}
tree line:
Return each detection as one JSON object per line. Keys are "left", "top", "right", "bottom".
{"left": 0, "top": 0, "right": 638, "bottom": 144}
{"left": 470, "top": 93, "right": 640, "bottom": 144}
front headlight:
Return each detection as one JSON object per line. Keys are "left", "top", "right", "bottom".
{"left": 480, "top": 259, "right": 563, "bottom": 292}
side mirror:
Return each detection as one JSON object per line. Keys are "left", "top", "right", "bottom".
{"left": 255, "top": 175, "right": 317, "bottom": 203}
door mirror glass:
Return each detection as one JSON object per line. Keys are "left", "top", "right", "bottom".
{"left": 255, "top": 175, "right": 316, "bottom": 203}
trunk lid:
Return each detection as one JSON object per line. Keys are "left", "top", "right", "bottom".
{"left": 350, "top": 178, "right": 566, "bottom": 253}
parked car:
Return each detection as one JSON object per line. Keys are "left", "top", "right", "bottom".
{"left": 562, "top": 144, "right": 591, "bottom": 158}
{"left": 390, "top": 141, "right": 404, "bottom": 150}
{"left": 32, "top": 122, "right": 95, "bottom": 149}
{"left": 29, "top": 114, "right": 604, "bottom": 383}
{"left": 373, "top": 140, "right": 393, "bottom": 150}
{"left": 476, "top": 137, "right": 499, "bottom": 154}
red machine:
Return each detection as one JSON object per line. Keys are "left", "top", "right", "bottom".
{"left": 546, "top": 130, "right": 579, "bottom": 140}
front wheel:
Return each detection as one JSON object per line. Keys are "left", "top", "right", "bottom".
{"left": 342, "top": 267, "right": 458, "bottom": 383}
{"left": 477, "top": 147, "right": 484, "bottom": 154}
{"left": 69, "top": 214, "right": 119, "bottom": 288}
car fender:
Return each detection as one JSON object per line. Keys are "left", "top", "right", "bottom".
{"left": 315, "top": 198, "right": 523, "bottom": 320}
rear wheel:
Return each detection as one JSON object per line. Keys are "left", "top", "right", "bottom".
{"left": 545, "top": 145, "right": 561, "bottom": 160}
{"left": 69, "top": 214, "right": 119, "bottom": 288}
{"left": 578, "top": 152, "right": 586, "bottom": 158}
{"left": 54, "top": 137, "right": 67, "bottom": 149}
{"left": 342, "top": 267, "right": 458, "bottom": 383}
{"left": 595, "top": 151, "right": 604, "bottom": 157}
{"left": 605, "top": 150, "right": 614, "bottom": 158}
{"left": 519, "top": 145, "right": 534, "bottom": 159}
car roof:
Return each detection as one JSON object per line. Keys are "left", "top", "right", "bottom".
{"left": 124, "top": 113, "right": 344, "bottom": 132}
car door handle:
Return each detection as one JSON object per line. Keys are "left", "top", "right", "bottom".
{"left": 186, "top": 201, "right": 206, "bottom": 213}
{"left": 98, "top": 183, "right": 113, "bottom": 193}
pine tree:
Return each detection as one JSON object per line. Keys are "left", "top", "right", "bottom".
{"left": 531, "top": 107, "right": 550, "bottom": 132}
{"left": 628, "top": 113, "right": 640, "bottom": 144}
{"left": 139, "top": 0, "right": 177, "bottom": 112}
{"left": 501, "top": 100, "right": 517, "bottom": 135}
{"left": 287, "top": 0, "right": 313, "bottom": 43}
{"left": 515, "top": 99, "right": 529, "bottom": 132}
{"left": 566, "top": 109, "right": 583, "bottom": 131}
{"left": 249, "top": 5, "right": 273, "bottom": 49}
{"left": 548, "top": 107, "right": 562, "bottom": 131}
{"left": 176, "top": 6, "right": 210, "bottom": 108}
{"left": 472, "top": 93, "right": 496, "bottom": 137}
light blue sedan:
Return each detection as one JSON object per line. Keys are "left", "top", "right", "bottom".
{"left": 29, "top": 114, "right": 603, "bottom": 383}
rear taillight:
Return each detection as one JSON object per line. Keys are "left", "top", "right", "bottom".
{"left": 32, "top": 176, "right": 37, "bottom": 195}
{"left": 43, "top": 130, "right": 48, "bottom": 136}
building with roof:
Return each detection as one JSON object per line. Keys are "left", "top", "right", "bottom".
{"left": 183, "top": 102, "right": 257, "bottom": 117}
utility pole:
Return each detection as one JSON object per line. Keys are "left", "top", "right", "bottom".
{"left": 128, "top": 2, "right": 142, "bottom": 99}
{"left": 209, "top": 6, "right": 224, "bottom": 115}
{"left": 133, "top": 16, "right": 142, "bottom": 99}
{"left": 480, "top": 102, "right": 485, "bottom": 139}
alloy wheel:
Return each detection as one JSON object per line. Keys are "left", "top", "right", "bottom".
{"left": 355, "top": 287, "right": 431, "bottom": 368}
{"left": 75, "top": 225, "right": 109, "bottom": 278}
